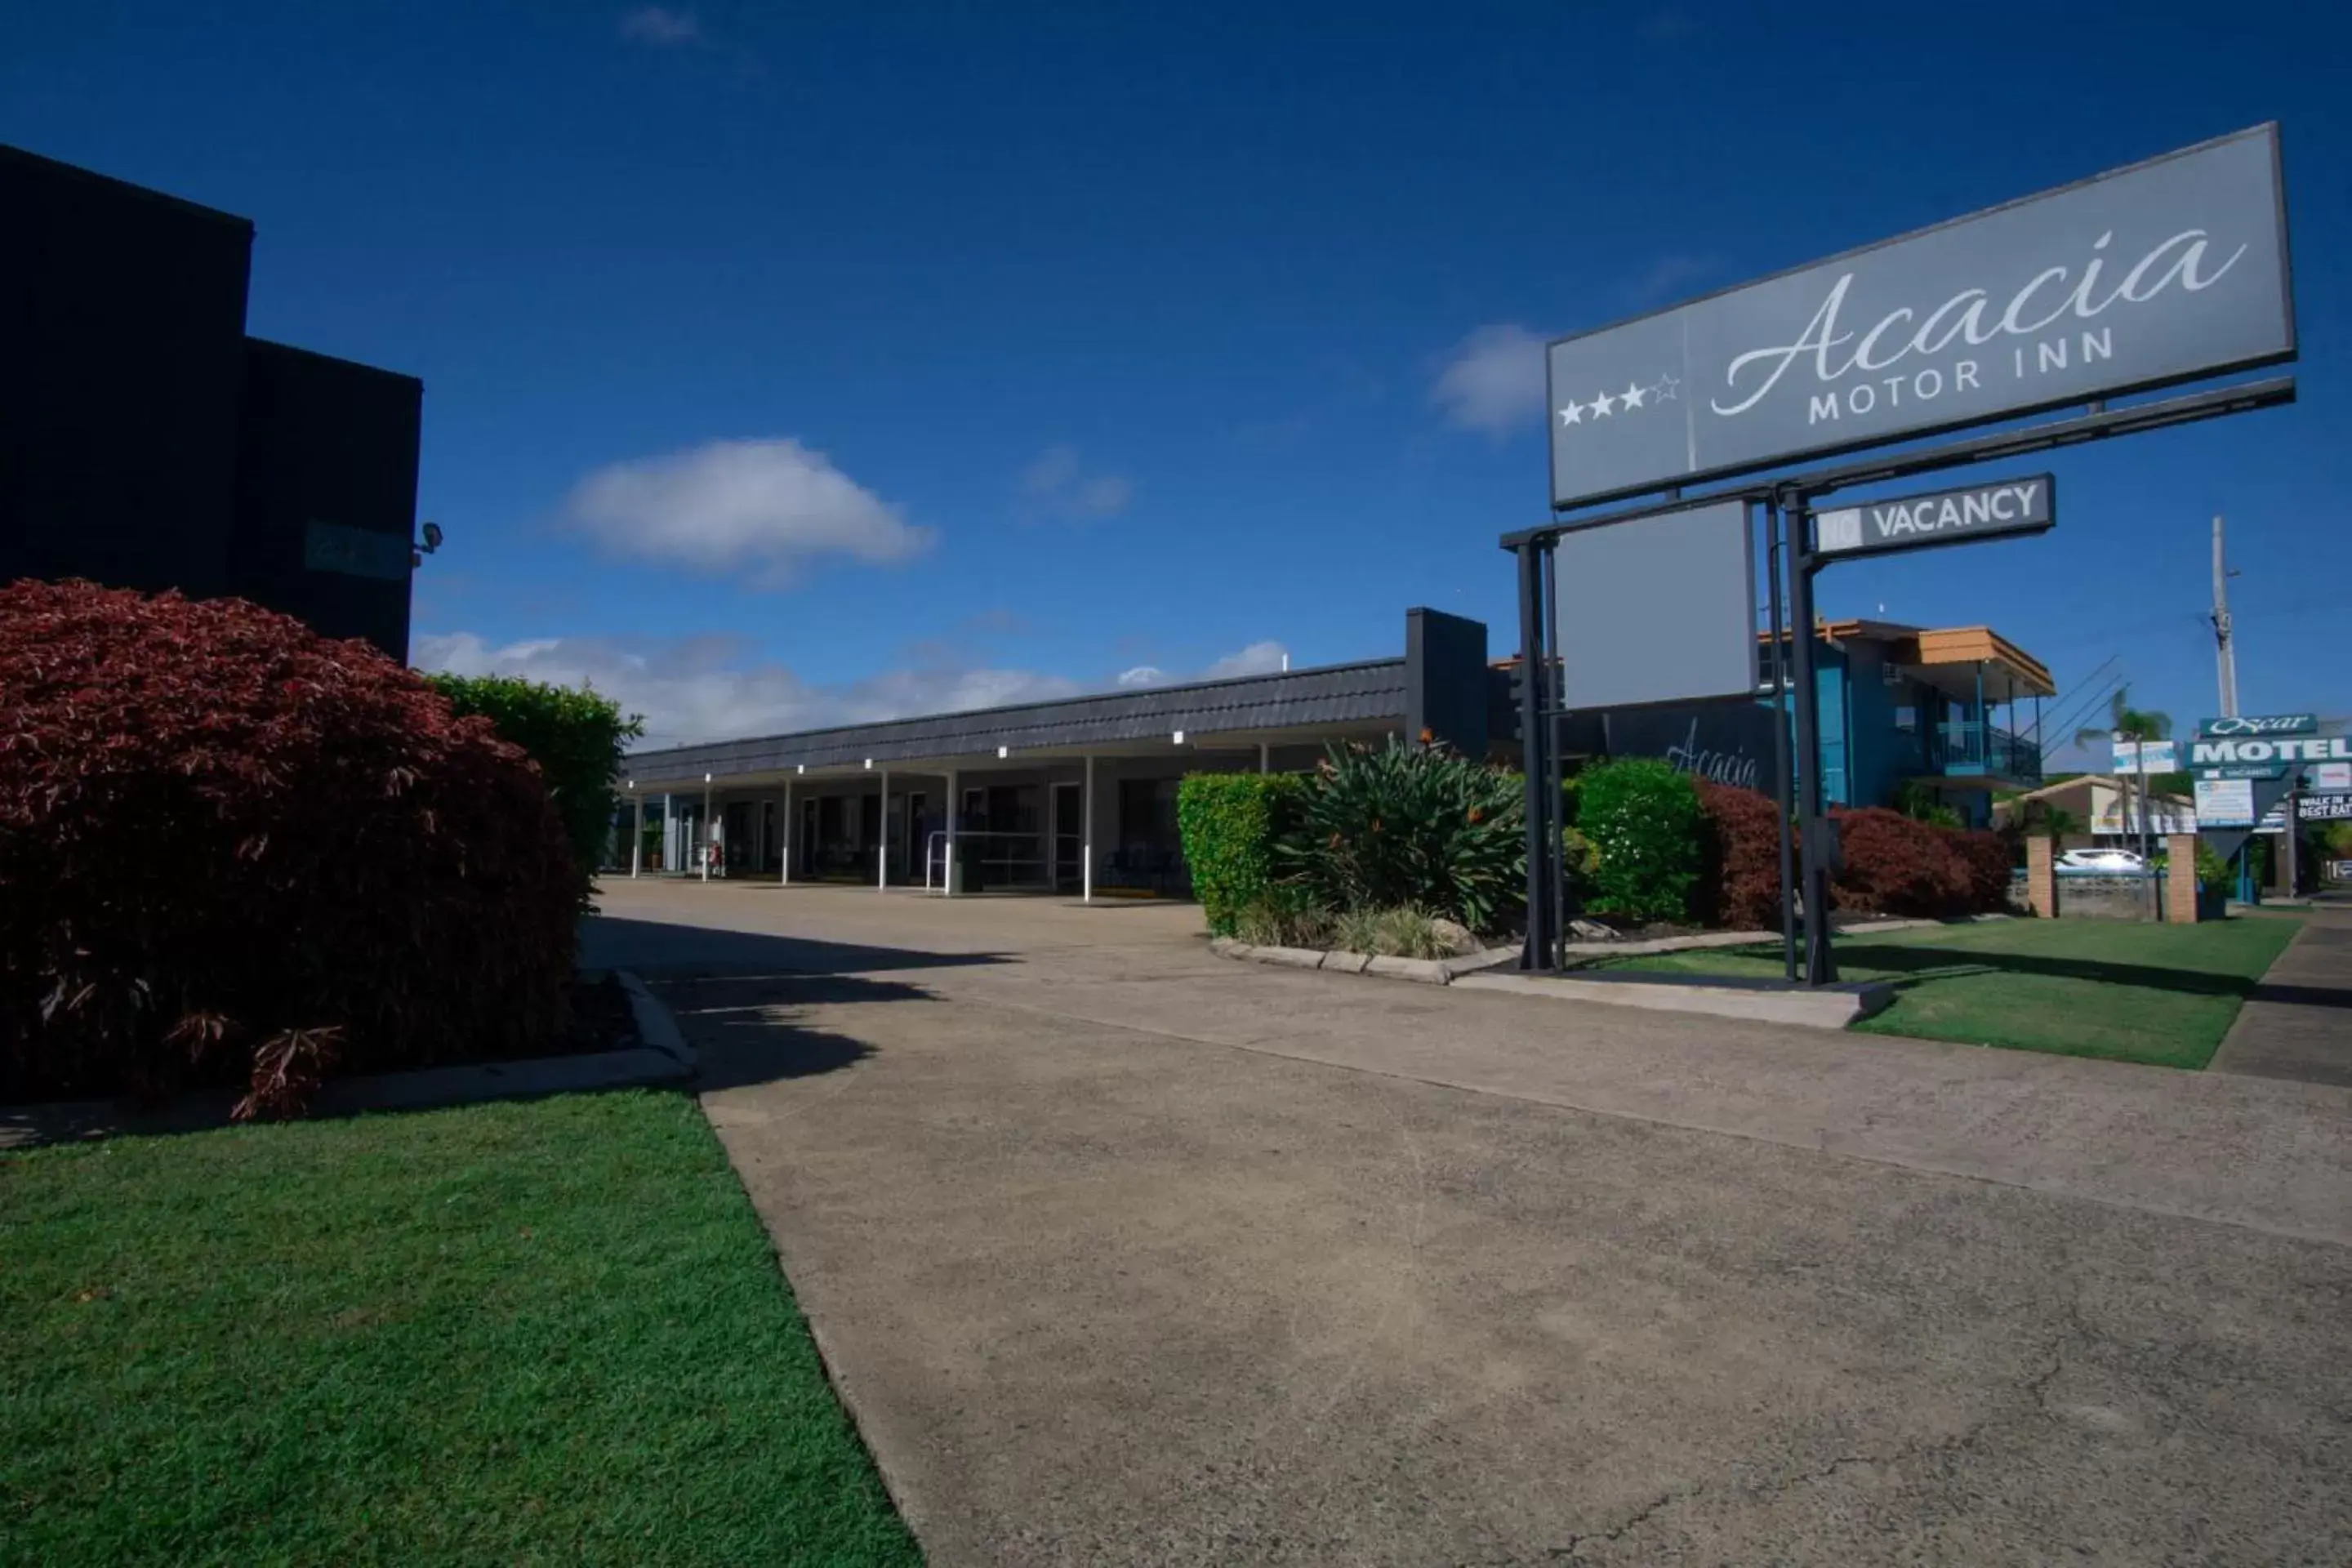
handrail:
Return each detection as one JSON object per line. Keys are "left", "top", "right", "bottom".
{"left": 922, "top": 830, "right": 1053, "bottom": 894}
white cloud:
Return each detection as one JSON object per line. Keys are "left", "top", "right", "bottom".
{"left": 1118, "top": 639, "right": 1289, "bottom": 689}
{"left": 1203, "top": 639, "right": 1289, "bottom": 679}
{"left": 619, "top": 7, "right": 701, "bottom": 45}
{"left": 416, "top": 630, "right": 1296, "bottom": 749}
{"left": 1429, "top": 323, "right": 1547, "bottom": 439}
{"left": 564, "top": 438, "right": 931, "bottom": 589}
{"left": 1019, "top": 444, "right": 1133, "bottom": 521}
{"left": 416, "top": 631, "right": 1079, "bottom": 751}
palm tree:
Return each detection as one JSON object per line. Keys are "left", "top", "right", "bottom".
{"left": 2074, "top": 688, "right": 2173, "bottom": 851}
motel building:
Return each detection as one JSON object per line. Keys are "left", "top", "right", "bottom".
{"left": 614, "top": 609, "right": 2055, "bottom": 896}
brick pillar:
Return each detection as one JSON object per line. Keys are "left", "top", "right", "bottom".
{"left": 2165, "top": 833, "right": 2201, "bottom": 923}
{"left": 2027, "top": 834, "right": 2057, "bottom": 919}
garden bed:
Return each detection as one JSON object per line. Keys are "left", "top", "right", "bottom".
{"left": 2, "top": 970, "right": 687, "bottom": 1150}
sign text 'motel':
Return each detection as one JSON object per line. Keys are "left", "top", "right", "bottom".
{"left": 1812, "top": 474, "right": 2052, "bottom": 559}
{"left": 1547, "top": 124, "right": 2293, "bottom": 510}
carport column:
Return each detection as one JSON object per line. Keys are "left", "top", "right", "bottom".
{"left": 878, "top": 768, "right": 890, "bottom": 889}
{"left": 944, "top": 768, "right": 959, "bottom": 898}
{"left": 630, "top": 793, "right": 643, "bottom": 878}
{"left": 781, "top": 780, "right": 793, "bottom": 884}
{"left": 1082, "top": 754, "right": 1095, "bottom": 904}
{"left": 1258, "top": 742, "right": 1269, "bottom": 773}
{"left": 701, "top": 773, "right": 713, "bottom": 880}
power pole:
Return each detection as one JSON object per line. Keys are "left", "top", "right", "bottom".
{"left": 2211, "top": 514, "right": 2240, "bottom": 719}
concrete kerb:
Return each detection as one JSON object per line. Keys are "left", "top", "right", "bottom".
{"left": 1452, "top": 969, "right": 1894, "bottom": 1030}
{"left": 0, "top": 972, "right": 698, "bottom": 1151}
{"left": 1209, "top": 937, "right": 1511, "bottom": 987}
{"left": 1208, "top": 933, "right": 1892, "bottom": 1027}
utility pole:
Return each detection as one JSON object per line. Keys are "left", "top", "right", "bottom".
{"left": 2211, "top": 514, "right": 2239, "bottom": 719}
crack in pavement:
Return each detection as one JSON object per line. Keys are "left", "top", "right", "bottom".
{"left": 1537, "top": 1306, "right": 2103, "bottom": 1562}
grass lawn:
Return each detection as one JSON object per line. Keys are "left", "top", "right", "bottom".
{"left": 1597, "top": 913, "right": 2303, "bottom": 1070}
{"left": 0, "top": 1090, "right": 920, "bottom": 1567}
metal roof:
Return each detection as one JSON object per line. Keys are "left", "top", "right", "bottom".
{"left": 622, "top": 658, "right": 1408, "bottom": 786}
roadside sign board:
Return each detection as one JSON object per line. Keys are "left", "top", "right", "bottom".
{"left": 1546, "top": 125, "right": 2294, "bottom": 510}
{"left": 2301, "top": 793, "right": 2352, "bottom": 822}
{"left": 2110, "top": 738, "right": 2180, "bottom": 773}
{"left": 1812, "top": 474, "right": 2052, "bottom": 560}
{"left": 2182, "top": 728, "right": 2332, "bottom": 771}
{"left": 2319, "top": 762, "right": 2352, "bottom": 791}
{"left": 2195, "top": 777, "right": 2256, "bottom": 828}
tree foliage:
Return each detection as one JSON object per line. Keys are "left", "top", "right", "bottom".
{"left": 422, "top": 674, "right": 644, "bottom": 908}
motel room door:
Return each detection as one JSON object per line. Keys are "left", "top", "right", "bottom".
{"left": 1050, "top": 782, "right": 1082, "bottom": 891}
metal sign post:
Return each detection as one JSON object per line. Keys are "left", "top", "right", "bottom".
{"left": 1516, "top": 541, "right": 1554, "bottom": 970}
{"left": 1764, "top": 496, "right": 1797, "bottom": 982}
{"left": 1783, "top": 487, "right": 1837, "bottom": 984}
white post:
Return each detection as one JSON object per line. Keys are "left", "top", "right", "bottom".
{"left": 945, "top": 768, "right": 959, "bottom": 898}
{"left": 1082, "top": 755, "right": 1095, "bottom": 904}
{"left": 661, "top": 793, "right": 672, "bottom": 872}
{"left": 1258, "top": 742, "right": 1270, "bottom": 774}
{"left": 630, "top": 793, "right": 643, "bottom": 877}
{"left": 878, "top": 768, "right": 890, "bottom": 889}
{"left": 701, "top": 773, "right": 712, "bottom": 881}
{"left": 781, "top": 781, "right": 793, "bottom": 884}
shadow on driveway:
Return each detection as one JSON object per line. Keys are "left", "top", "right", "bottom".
{"left": 657, "top": 972, "right": 938, "bottom": 1094}
{"left": 584, "top": 915, "right": 1012, "bottom": 982}
{"left": 1838, "top": 939, "right": 2272, "bottom": 1000}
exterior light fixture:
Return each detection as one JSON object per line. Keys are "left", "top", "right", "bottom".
{"left": 1172, "top": 730, "right": 1186, "bottom": 745}
{"left": 864, "top": 759, "right": 873, "bottom": 769}
{"left": 996, "top": 746, "right": 1009, "bottom": 759}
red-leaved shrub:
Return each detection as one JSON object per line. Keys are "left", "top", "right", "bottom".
{"left": 1945, "top": 829, "right": 2017, "bottom": 914}
{"left": 1694, "top": 778, "right": 1785, "bottom": 930}
{"left": 0, "top": 581, "right": 577, "bottom": 1116}
{"left": 1830, "top": 808, "right": 1966, "bottom": 915}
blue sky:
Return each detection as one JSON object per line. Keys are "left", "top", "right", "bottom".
{"left": 8, "top": 1, "right": 2346, "bottom": 758}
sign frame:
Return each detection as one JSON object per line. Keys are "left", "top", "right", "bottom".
{"left": 1545, "top": 122, "right": 2296, "bottom": 513}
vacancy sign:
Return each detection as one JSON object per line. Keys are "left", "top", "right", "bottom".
{"left": 1813, "top": 474, "right": 2055, "bottom": 560}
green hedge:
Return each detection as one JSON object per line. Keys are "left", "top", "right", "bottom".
{"left": 1577, "top": 756, "right": 1704, "bottom": 923}
{"left": 423, "top": 675, "right": 644, "bottom": 907}
{"left": 1177, "top": 773, "right": 1307, "bottom": 937}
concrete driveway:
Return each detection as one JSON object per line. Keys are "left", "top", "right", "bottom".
{"left": 586, "top": 880, "right": 2352, "bottom": 1566}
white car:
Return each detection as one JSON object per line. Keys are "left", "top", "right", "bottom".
{"left": 2058, "top": 848, "right": 2148, "bottom": 873}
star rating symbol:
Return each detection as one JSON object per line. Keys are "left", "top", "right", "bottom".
{"left": 1557, "top": 372, "right": 1677, "bottom": 436}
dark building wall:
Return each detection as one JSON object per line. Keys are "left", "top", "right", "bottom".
{"left": 0, "top": 145, "right": 253, "bottom": 598}
{"left": 230, "top": 340, "right": 423, "bottom": 661}
{"left": 1404, "top": 607, "right": 1490, "bottom": 759}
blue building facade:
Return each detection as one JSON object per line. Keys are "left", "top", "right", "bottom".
{"left": 1592, "top": 620, "right": 2052, "bottom": 824}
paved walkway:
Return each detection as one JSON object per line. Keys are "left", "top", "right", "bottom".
{"left": 586, "top": 880, "right": 2352, "bottom": 1566}
{"left": 2212, "top": 901, "right": 2352, "bottom": 1087}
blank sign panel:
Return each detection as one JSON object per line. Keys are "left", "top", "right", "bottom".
{"left": 1552, "top": 499, "right": 1757, "bottom": 712}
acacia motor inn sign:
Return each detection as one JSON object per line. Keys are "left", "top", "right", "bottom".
{"left": 1546, "top": 124, "right": 2294, "bottom": 509}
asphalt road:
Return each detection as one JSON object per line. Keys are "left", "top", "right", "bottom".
{"left": 588, "top": 880, "right": 2352, "bottom": 1566}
